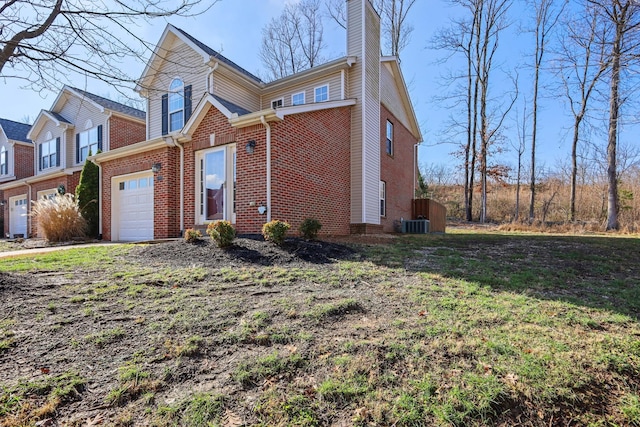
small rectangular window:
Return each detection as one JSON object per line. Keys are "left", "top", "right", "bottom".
{"left": 386, "top": 120, "right": 393, "bottom": 156}
{"left": 271, "top": 98, "right": 283, "bottom": 109}
{"left": 292, "top": 92, "right": 305, "bottom": 106}
{"left": 119, "top": 182, "right": 125, "bottom": 191}
{"left": 380, "top": 181, "right": 386, "bottom": 217}
{"left": 314, "top": 85, "right": 328, "bottom": 102}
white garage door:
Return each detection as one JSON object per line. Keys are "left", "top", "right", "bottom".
{"left": 114, "top": 174, "right": 154, "bottom": 241}
{"left": 9, "top": 196, "right": 28, "bottom": 238}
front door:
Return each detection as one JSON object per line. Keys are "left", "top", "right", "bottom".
{"left": 197, "top": 145, "right": 236, "bottom": 224}
{"left": 9, "top": 195, "right": 28, "bottom": 238}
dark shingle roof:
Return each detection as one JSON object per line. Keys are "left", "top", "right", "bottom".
{"left": 46, "top": 111, "right": 72, "bottom": 124}
{"left": 213, "top": 95, "right": 252, "bottom": 116}
{"left": 173, "top": 27, "right": 263, "bottom": 84}
{"left": 0, "top": 118, "right": 32, "bottom": 143}
{"left": 69, "top": 87, "right": 146, "bottom": 120}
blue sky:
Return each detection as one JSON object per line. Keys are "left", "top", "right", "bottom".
{"left": 0, "top": 1, "right": 623, "bottom": 179}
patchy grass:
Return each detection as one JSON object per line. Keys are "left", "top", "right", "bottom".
{"left": 0, "top": 232, "right": 639, "bottom": 426}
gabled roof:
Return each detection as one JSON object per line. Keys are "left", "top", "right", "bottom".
{"left": 0, "top": 118, "right": 31, "bottom": 143}
{"left": 137, "top": 24, "right": 263, "bottom": 94}
{"left": 380, "top": 57, "right": 423, "bottom": 142}
{"left": 172, "top": 27, "right": 262, "bottom": 83}
{"left": 27, "top": 110, "right": 73, "bottom": 140}
{"left": 68, "top": 87, "right": 146, "bottom": 120}
{"left": 212, "top": 95, "right": 252, "bottom": 116}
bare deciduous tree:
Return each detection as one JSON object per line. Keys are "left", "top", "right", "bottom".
{"left": 558, "top": 4, "right": 609, "bottom": 222}
{"left": 527, "top": 0, "right": 566, "bottom": 222}
{"left": 0, "top": 0, "right": 216, "bottom": 92}
{"left": 587, "top": 0, "right": 640, "bottom": 230}
{"left": 260, "top": 0, "right": 325, "bottom": 81}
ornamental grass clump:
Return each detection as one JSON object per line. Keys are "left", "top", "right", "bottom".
{"left": 262, "top": 220, "right": 290, "bottom": 246}
{"left": 206, "top": 220, "right": 236, "bottom": 248}
{"left": 31, "top": 193, "right": 86, "bottom": 242}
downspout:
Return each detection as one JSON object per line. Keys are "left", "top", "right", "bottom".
{"left": 206, "top": 62, "right": 219, "bottom": 94}
{"left": 413, "top": 143, "right": 420, "bottom": 200}
{"left": 26, "top": 182, "right": 32, "bottom": 237}
{"left": 177, "top": 142, "right": 184, "bottom": 235}
{"left": 260, "top": 116, "right": 272, "bottom": 222}
{"left": 97, "top": 162, "right": 103, "bottom": 239}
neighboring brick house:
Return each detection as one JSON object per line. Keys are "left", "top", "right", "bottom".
{"left": 0, "top": 86, "right": 145, "bottom": 238}
{"left": 92, "top": 0, "right": 421, "bottom": 241}
{"left": 0, "top": 118, "right": 33, "bottom": 237}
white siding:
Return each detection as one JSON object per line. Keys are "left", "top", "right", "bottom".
{"left": 260, "top": 72, "right": 342, "bottom": 109}
{"left": 214, "top": 73, "right": 260, "bottom": 113}
{"left": 362, "top": 4, "right": 381, "bottom": 225}
{"left": 0, "top": 136, "right": 13, "bottom": 177}
{"left": 146, "top": 35, "right": 210, "bottom": 139}
{"left": 380, "top": 64, "right": 410, "bottom": 130}
{"left": 58, "top": 94, "right": 108, "bottom": 166}
{"left": 33, "top": 120, "right": 65, "bottom": 174}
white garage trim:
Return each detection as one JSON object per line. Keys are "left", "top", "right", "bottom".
{"left": 8, "top": 194, "right": 28, "bottom": 238}
{"left": 111, "top": 171, "right": 154, "bottom": 241}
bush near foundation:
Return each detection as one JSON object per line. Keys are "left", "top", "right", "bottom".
{"left": 207, "top": 221, "right": 236, "bottom": 248}
{"left": 299, "top": 218, "right": 322, "bottom": 240}
{"left": 262, "top": 220, "right": 290, "bottom": 246}
{"left": 31, "top": 193, "right": 86, "bottom": 242}
{"left": 184, "top": 228, "right": 202, "bottom": 243}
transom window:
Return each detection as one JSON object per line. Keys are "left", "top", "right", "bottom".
{"left": 0, "top": 146, "right": 7, "bottom": 175}
{"left": 292, "top": 92, "right": 305, "bottom": 106}
{"left": 78, "top": 127, "right": 99, "bottom": 163}
{"left": 315, "top": 85, "right": 328, "bottom": 103}
{"left": 271, "top": 98, "right": 283, "bottom": 109}
{"left": 386, "top": 120, "right": 394, "bottom": 156}
{"left": 169, "top": 78, "right": 184, "bottom": 132}
{"left": 40, "top": 139, "right": 57, "bottom": 170}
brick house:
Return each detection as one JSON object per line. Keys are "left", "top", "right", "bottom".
{"left": 93, "top": 0, "right": 422, "bottom": 241}
{"left": 0, "top": 118, "right": 33, "bottom": 237}
{"left": 0, "top": 86, "right": 145, "bottom": 238}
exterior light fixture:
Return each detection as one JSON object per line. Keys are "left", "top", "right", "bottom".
{"left": 0, "top": 200, "right": 6, "bottom": 206}
{"left": 152, "top": 163, "right": 162, "bottom": 173}
{"left": 245, "top": 140, "right": 256, "bottom": 154}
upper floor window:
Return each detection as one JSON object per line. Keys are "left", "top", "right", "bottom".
{"left": 162, "top": 78, "right": 192, "bottom": 135}
{"left": 292, "top": 92, "right": 305, "bottom": 106}
{"left": 271, "top": 98, "right": 283, "bottom": 109}
{"left": 76, "top": 125, "right": 102, "bottom": 163}
{"left": 169, "top": 78, "right": 184, "bottom": 132}
{"left": 315, "top": 85, "right": 328, "bottom": 102}
{"left": 0, "top": 146, "right": 7, "bottom": 175}
{"left": 39, "top": 138, "right": 59, "bottom": 171}
{"left": 386, "top": 120, "right": 394, "bottom": 156}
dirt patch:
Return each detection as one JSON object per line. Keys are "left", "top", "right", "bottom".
{"left": 131, "top": 236, "right": 358, "bottom": 267}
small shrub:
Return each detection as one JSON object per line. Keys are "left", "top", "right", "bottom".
{"left": 184, "top": 228, "right": 202, "bottom": 243}
{"left": 262, "top": 220, "right": 290, "bottom": 245}
{"left": 31, "top": 193, "right": 86, "bottom": 242}
{"left": 206, "top": 221, "right": 236, "bottom": 248}
{"left": 299, "top": 218, "right": 322, "bottom": 240}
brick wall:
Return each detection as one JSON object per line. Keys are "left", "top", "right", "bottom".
{"left": 100, "top": 146, "right": 179, "bottom": 241}
{"left": 29, "top": 173, "right": 81, "bottom": 236}
{"left": 14, "top": 144, "right": 34, "bottom": 179}
{"left": 269, "top": 107, "right": 352, "bottom": 235}
{"left": 109, "top": 116, "right": 146, "bottom": 150}
{"left": 380, "top": 104, "right": 418, "bottom": 232}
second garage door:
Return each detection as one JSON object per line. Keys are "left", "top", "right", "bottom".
{"left": 114, "top": 173, "right": 154, "bottom": 241}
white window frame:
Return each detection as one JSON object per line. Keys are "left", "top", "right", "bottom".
{"left": 37, "top": 189, "right": 58, "bottom": 201}
{"left": 168, "top": 77, "right": 185, "bottom": 132}
{"left": 77, "top": 127, "right": 99, "bottom": 164}
{"left": 291, "top": 91, "right": 305, "bottom": 106}
{"left": 380, "top": 181, "right": 386, "bottom": 217}
{"left": 386, "top": 120, "right": 394, "bottom": 156}
{"left": 271, "top": 98, "right": 284, "bottom": 109}
{"left": 314, "top": 84, "right": 329, "bottom": 103}
{"left": 195, "top": 145, "right": 237, "bottom": 225}
{"left": 40, "top": 138, "right": 57, "bottom": 171}
{"left": 0, "top": 146, "right": 8, "bottom": 175}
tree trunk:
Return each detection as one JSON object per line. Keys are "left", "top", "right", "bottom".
{"left": 606, "top": 14, "right": 623, "bottom": 231}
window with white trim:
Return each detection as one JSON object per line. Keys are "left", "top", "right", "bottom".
{"left": 0, "top": 146, "right": 7, "bottom": 175}
{"left": 380, "top": 181, "right": 386, "bottom": 217}
{"left": 314, "top": 85, "right": 328, "bottom": 102}
{"left": 78, "top": 127, "right": 99, "bottom": 163}
{"left": 40, "top": 138, "right": 58, "bottom": 170}
{"left": 271, "top": 98, "right": 284, "bottom": 109}
{"left": 292, "top": 92, "right": 305, "bottom": 106}
{"left": 386, "top": 120, "right": 394, "bottom": 156}
{"left": 169, "top": 78, "right": 184, "bottom": 132}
